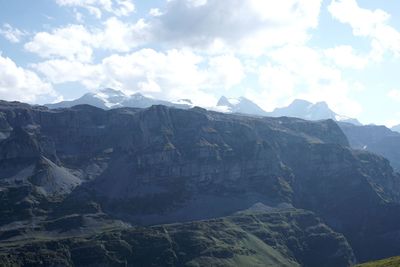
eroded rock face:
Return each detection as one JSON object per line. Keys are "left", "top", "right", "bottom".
{"left": 64, "top": 106, "right": 353, "bottom": 225}
{"left": 339, "top": 122, "right": 400, "bottom": 172}
{"left": 0, "top": 101, "right": 400, "bottom": 263}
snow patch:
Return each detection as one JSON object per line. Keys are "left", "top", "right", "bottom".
{"left": 227, "top": 98, "right": 240, "bottom": 105}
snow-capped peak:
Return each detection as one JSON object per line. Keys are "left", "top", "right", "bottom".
{"left": 92, "top": 88, "right": 128, "bottom": 108}
{"left": 270, "top": 99, "right": 362, "bottom": 125}
{"left": 216, "top": 96, "right": 268, "bottom": 116}
{"left": 227, "top": 98, "right": 240, "bottom": 105}
{"left": 46, "top": 88, "right": 197, "bottom": 110}
{"left": 130, "top": 93, "right": 146, "bottom": 99}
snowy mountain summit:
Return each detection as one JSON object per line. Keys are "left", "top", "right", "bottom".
{"left": 216, "top": 96, "right": 268, "bottom": 116}
{"left": 46, "top": 89, "right": 361, "bottom": 125}
{"left": 270, "top": 99, "right": 362, "bottom": 125}
{"left": 46, "top": 88, "right": 191, "bottom": 110}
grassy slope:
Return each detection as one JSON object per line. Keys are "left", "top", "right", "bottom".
{"left": 0, "top": 209, "right": 353, "bottom": 267}
{"left": 356, "top": 256, "right": 400, "bottom": 267}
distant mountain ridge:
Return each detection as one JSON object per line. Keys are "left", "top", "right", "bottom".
{"left": 269, "top": 99, "right": 360, "bottom": 125}
{"left": 47, "top": 88, "right": 361, "bottom": 125}
{"left": 46, "top": 88, "right": 192, "bottom": 110}
{"left": 391, "top": 124, "right": 400, "bottom": 133}
{"left": 339, "top": 121, "right": 400, "bottom": 171}
{"left": 216, "top": 96, "right": 268, "bottom": 116}
{"left": 271, "top": 99, "right": 336, "bottom": 120}
{"left": 216, "top": 96, "right": 362, "bottom": 125}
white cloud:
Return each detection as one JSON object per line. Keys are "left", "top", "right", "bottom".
{"left": 99, "top": 49, "right": 217, "bottom": 105}
{"left": 328, "top": 0, "right": 400, "bottom": 61}
{"left": 113, "top": 0, "right": 135, "bottom": 16}
{"left": 249, "top": 45, "right": 363, "bottom": 117}
{"left": 324, "top": 45, "right": 368, "bottom": 69}
{"left": 29, "top": 39, "right": 363, "bottom": 118}
{"left": 31, "top": 49, "right": 249, "bottom": 106}
{"left": 0, "top": 54, "right": 55, "bottom": 103}
{"left": 75, "top": 11, "right": 84, "bottom": 22}
{"left": 149, "top": 8, "right": 162, "bottom": 17}
{"left": 32, "top": 49, "right": 205, "bottom": 103}
{"left": 388, "top": 89, "right": 400, "bottom": 102}
{"left": 328, "top": 0, "right": 389, "bottom": 36}
{"left": 55, "top": 0, "right": 135, "bottom": 18}
{"left": 25, "top": 25, "right": 94, "bottom": 62}
{"left": 152, "top": 0, "right": 322, "bottom": 55}
{"left": 31, "top": 59, "right": 101, "bottom": 89}
{"left": 252, "top": 63, "right": 296, "bottom": 110}
{"left": 95, "top": 17, "right": 151, "bottom": 52}
{"left": 186, "top": 0, "right": 208, "bottom": 8}
{"left": 384, "top": 111, "right": 400, "bottom": 128}
{"left": 207, "top": 54, "right": 245, "bottom": 89}
{"left": 0, "top": 24, "right": 27, "bottom": 43}
{"left": 138, "top": 79, "right": 161, "bottom": 93}
{"left": 28, "top": 0, "right": 323, "bottom": 61}
{"left": 25, "top": 18, "right": 150, "bottom": 62}
{"left": 12, "top": 0, "right": 370, "bottom": 119}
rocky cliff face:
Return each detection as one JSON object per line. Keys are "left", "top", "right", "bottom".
{"left": 339, "top": 122, "right": 400, "bottom": 172}
{"left": 0, "top": 101, "right": 400, "bottom": 265}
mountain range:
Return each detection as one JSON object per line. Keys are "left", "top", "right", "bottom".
{"left": 216, "top": 96, "right": 362, "bottom": 125}
{"left": 46, "top": 88, "right": 192, "bottom": 110}
{"left": 46, "top": 88, "right": 400, "bottom": 171}
{"left": 215, "top": 96, "right": 269, "bottom": 116}
{"left": 47, "top": 88, "right": 362, "bottom": 125}
{"left": 2, "top": 100, "right": 400, "bottom": 265}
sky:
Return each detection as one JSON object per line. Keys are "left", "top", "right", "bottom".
{"left": 1, "top": 0, "right": 400, "bottom": 126}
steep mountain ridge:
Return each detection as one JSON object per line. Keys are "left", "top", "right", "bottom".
{"left": 1, "top": 101, "right": 400, "bottom": 264}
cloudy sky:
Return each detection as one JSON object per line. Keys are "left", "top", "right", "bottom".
{"left": 0, "top": 0, "right": 400, "bottom": 126}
